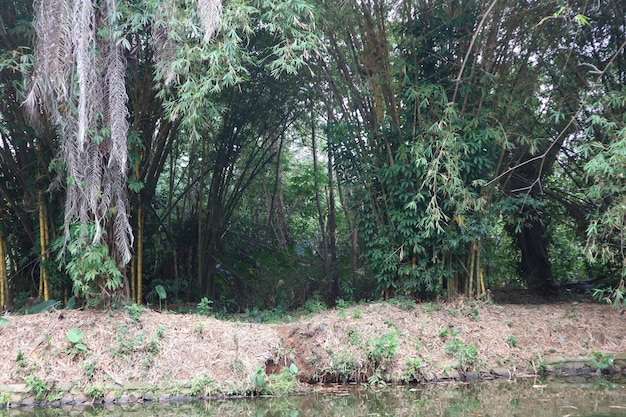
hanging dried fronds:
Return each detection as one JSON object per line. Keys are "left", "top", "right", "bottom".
{"left": 23, "top": 0, "right": 73, "bottom": 126}
{"left": 151, "top": 2, "right": 179, "bottom": 86}
{"left": 27, "top": 0, "right": 133, "bottom": 269}
{"left": 198, "top": 0, "right": 222, "bottom": 43}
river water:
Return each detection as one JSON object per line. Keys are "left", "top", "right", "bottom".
{"left": 3, "top": 376, "right": 626, "bottom": 416}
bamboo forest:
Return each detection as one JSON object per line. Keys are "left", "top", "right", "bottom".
{"left": 0, "top": 0, "right": 625, "bottom": 312}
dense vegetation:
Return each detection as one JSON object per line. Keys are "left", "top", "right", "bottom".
{"left": 0, "top": 0, "right": 624, "bottom": 312}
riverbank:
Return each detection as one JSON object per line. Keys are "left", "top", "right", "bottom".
{"left": 1, "top": 299, "right": 625, "bottom": 407}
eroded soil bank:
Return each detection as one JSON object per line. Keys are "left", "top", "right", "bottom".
{"left": 1, "top": 299, "right": 625, "bottom": 407}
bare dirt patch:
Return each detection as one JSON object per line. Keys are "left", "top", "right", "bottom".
{"left": 0, "top": 299, "right": 625, "bottom": 404}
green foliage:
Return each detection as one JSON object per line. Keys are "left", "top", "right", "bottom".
{"left": 347, "top": 328, "right": 360, "bottom": 346}
{"left": 60, "top": 224, "right": 123, "bottom": 302}
{"left": 188, "top": 374, "right": 221, "bottom": 397}
{"left": 154, "top": 285, "right": 167, "bottom": 310}
{"left": 402, "top": 358, "right": 423, "bottom": 382}
{"left": 577, "top": 87, "right": 626, "bottom": 282}
{"left": 444, "top": 339, "right": 479, "bottom": 370}
{"left": 125, "top": 303, "right": 146, "bottom": 321}
{"left": 84, "top": 385, "right": 105, "bottom": 400}
{"left": 302, "top": 294, "right": 326, "bottom": 315}
{"left": 0, "top": 317, "right": 8, "bottom": 326}
{"left": 366, "top": 369, "right": 386, "bottom": 390}
{"left": 265, "top": 366, "right": 300, "bottom": 395}
{"left": 387, "top": 297, "right": 416, "bottom": 311}
{"left": 66, "top": 328, "right": 87, "bottom": 358}
{"left": 249, "top": 363, "right": 299, "bottom": 395}
{"left": 244, "top": 307, "right": 292, "bottom": 323}
{"left": 249, "top": 367, "right": 268, "bottom": 392}
{"left": 24, "top": 375, "right": 50, "bottom": 402}
{"left": 591, "top": 352, "right": 615, "bottom": 372}
{"left": 439, "top": 327, "right": 460, "bottom": 339}
{"left": 368, "top": 331, "right": 400, "bottom": 369}
{"left": 325, "top": 348, "right": 357, "bottom": 383}
{"left": 25, "top": 300, "right": 60, "bottom": 314}
{"left": 593, "top": 282, "right": 626, "bottom": 307}
{"left": 461, "top": 301, "right": 479, "bottom": 321}
{"left": 197, "top": 297, "right": 214, "bottom": 316}
{"left": 112, "top": 322, "right": 162, "bottom": 358}
{"left": 0, "top": 392, "right": 10, "bottom": 406}
{"left": 83, "top": 359, "right": 96, "bottom": 381}
{"left": 506, "top": 335, "right": 518, "bottom": 347}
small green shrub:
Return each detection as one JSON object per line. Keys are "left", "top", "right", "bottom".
{"left": 327, "top": 348, "right": 358, "bottom": 382}
{"left": 266, "top": 365, "right": 299, "bottom": 395}
{"left": 302, "top": 294, "right": 326, "bottom": 315}
{"left": 403, "top": 358, "right": 422, "bottom": 382}
{"left": 336, "top": 299, "right": 351, "bottom": 310}
{"left": 591, "top": 351, "right": 615, "bottom": 372}
{"left": 24, "top": 376, "right": 50, "bottom": 402}
{"left": 439, "top": 327, "right": 460, "bottom": 339}
{"left": 197, "top": 297, "right": 213, "bottom": 316}
{"left": 249, "top": 367, "right": 268, "bottom": 392}
{"left": 188, "top": 374, "right": 221, "bottom": 397}
{"left": 194, "top": 322, "right": 204, "bottom": 334}
{"left": 84, "top": 385, "right": 105, "bottom": 400}
{"left": 368, "top": 331, "right": 399, "bottom": 368}
{"left": 506, "top": 335, "right": 518, "bottom": 347}
{"left": 66, "top": 328, "right": 87, "bottom": 358}
{"left": 444, "top": 339, "right": 478, "bottom": 370}
{"left": 388, "top": 297, "right": 416, "bottom": 310}
{"left": 347, "top": 328, "right": 360, "bottom": 345}
{"left": 367, "top": 369, "right": 386, "bottom": 390}
{"left": 124, "top": 303, "right": 145, "bottom": 321}
{"left": 63, "top": 224, "right": 123, "bottom": 301}
{"left": 155, "top": 285, "right": 167, "bottom": 310}
{"left": 83, "top": 358, "right": 96, "bottom": 380}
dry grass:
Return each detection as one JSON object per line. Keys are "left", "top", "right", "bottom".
{"left": 0, "top": 298, "right": 625, "bottom": 399}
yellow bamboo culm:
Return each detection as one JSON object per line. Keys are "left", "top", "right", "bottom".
{"left": 38, "top": 191, "right": 49, "bottom": 301}
{"left": 43, "top": 199, "right": 50, "bottom": 302}
{"left": 130, "top": 248, "right": 136, "bottom": 302}
{"left": 0, "top": 234, "right": 7, "bottom": 308}
{"left": 477, "top": 240, "right": 486, "bottom": 297}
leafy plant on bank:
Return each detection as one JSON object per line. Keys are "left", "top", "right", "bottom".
{"left": 66, "top": 328, "right": 87, "bottom": 358}
{"left": 187, "top": 373, "right": 221, "bottom": 397}
{"left": 444, "top": 339, "right": 479, "bottom": 371}
{"left": 57, "top": 224, "right": 123, "bottom": 303}
{"left": 591, "top": 352, "right": 615, "bottom": 373}
{"left": 367, "top": 331, "right": 400, "bottom": 372}
{"left": 249, "top": 364, "right": 299, "bottom": 395}
{"left": 24, "top": 375, "right": 50, "bottom": 402}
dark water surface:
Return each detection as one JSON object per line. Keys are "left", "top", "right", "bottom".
{"left": 3, "top": 376, "right": 626, "bottom": 416}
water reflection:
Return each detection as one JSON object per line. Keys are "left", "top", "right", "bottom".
{"left": 3, "top": 376, "right": 626, "bottom": 417}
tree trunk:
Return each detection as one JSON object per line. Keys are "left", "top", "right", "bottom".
{"left": 515, "top": 216, "right": 558, "bottom": 297}
{"left": 0, "top": 234, "right": 8, "bottom": 309}
{"left": 327, "top": 143, "right": 339, "bottom": 303}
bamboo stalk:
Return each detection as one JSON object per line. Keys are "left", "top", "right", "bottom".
{"left": 38, "top": 191, "right": 49, "bottom": 301}
{"left": 43, "top": 199, "right": 50, "bottom": 302}
{"left": 130, "top": 245, "right": 136, "bottom": 302}
{"left": 468, "top": 242, "right": 476, "bottom": 298}
{"left": 136, "top": 205, "right": 143, "bottom": 304}
{"left": 0, "top": 234, "right": 6, "bottom": 308}
{"left": 477, "top": 241, "right": 486, "bottom": 296}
